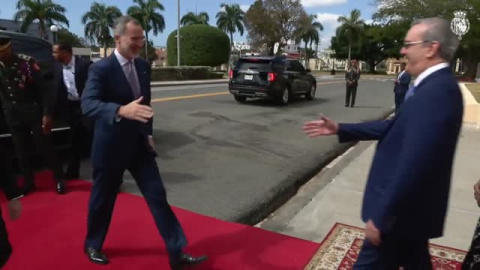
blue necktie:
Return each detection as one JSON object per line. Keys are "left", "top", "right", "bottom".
{"left": 404, "top": 85, "right": 416, "bottom": 101}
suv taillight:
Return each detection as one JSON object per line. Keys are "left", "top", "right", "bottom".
{"left": 268, "top": 72, "right": 276, "bottom": 82}
{"left": 229, "top": 70, "right": 233, "bottom": 79}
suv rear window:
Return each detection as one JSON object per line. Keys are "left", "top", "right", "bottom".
{"left": 236, "top": 59, "right": 271, "bottom": 71}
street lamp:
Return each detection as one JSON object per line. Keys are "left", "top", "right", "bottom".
{"left": 177, "top": 0, "right": 181, "bottom": 67}
{"left": 50, "top": 25, "right": 58, "bottom": 43}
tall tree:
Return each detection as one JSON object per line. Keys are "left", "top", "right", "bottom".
{"left": 82, "top": 2, "right": 122, "bottom": 57}
{"left": 331, "top": 23, "right": 406, "bottom": 73}
{"left": 296, "top": 14, "right": 323, "bottom": 63}
{"left": 13, "top": 0, "right": 69, "bottom": 39}
{"left": 373, "top": 0, "right": 480, "bottom": 78}
{"left": 57, "top": 28, "right": 89, "bottom": 47}
{"left": 337, "top": 9, "right": 365, "bottom": 66}
{"left": 127, "top": 0, "right": 165, "bottom": 61}
{"left": 216, "top": 3, "right": 245, "bottom": 46}
{"left": 244, "top": 0, "right": 306, "bottom": 56}
{"left": 181, "top": 12, "right": 209, "bottom": 26}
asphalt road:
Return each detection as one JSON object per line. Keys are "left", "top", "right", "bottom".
{"left": 85, "top": 78, "right": 395, "bottom": 224}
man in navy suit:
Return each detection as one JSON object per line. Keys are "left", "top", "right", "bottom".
{"left": 81, "top": 16, "right": 207, "bottom": 269}
{"left": 303, "top": 17, "right": 463, "bottom": 268}
{"left": 393, "top": 62, "right": 411, "bottom": 113}
{"left": 52, "top": 42, "right": 92, "bottom": 179}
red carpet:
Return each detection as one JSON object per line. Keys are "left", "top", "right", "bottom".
{"left": 305, "top": 223, "right": 466, "bottom": 269}
{"left": 1, "top": 171, "right": 318, "bottom": 270}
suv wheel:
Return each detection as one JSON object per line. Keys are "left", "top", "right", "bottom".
{"left": 278, "top": 87, "right": 290, "bottom": 105}
{"left": 234, "top": 95, "right": 247, "bottom": 103}
{"left": 306, "top": 84, "right": 316, "bottom": 100}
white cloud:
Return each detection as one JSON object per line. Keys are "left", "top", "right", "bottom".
{"left": 315, "top": 13, "right": 342, "bottom": 50}
{"left": 240, "top": 5, "right": 250, "bottom": 12}
{"left": 301, "top": 0, "right": 348, "bottom": 7}
{"left": 365, "top": 19, "right": 374, "bottom": 25}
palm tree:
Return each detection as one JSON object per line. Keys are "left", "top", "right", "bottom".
{"left": 13, "top": 0, "right": 69, "bottom": 39}
{"left": 181, "top": 12, "right": 209, "bottom": 26}
{"left": 82, "top": 2, "right": 122, "bottom": 57}
{"left": 337, "top": 9, "right": 365, "bottom": 67}
{"left": 296, "top": 14, "right": 323, "bottom": 64}
{"left": 216, "top": 3, "right": 245, "bottom": 47}
{"left": 127, "top": 0, "right": 165, "bottom": 61}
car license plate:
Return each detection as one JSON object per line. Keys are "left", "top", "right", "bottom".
{"left": 244, "top": 75, "right": 253, "bottom": 80}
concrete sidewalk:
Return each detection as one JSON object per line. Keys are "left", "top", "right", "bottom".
{"left": 259, "top": 124, "right": 480, "bottom": 251}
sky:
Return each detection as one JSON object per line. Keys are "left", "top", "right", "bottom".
{"left": 0, "top": 0, "right": 378, "bottom": 50}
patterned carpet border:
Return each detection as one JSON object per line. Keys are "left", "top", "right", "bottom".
{"left": 304, "top": 223, "right": 467, "bottom": 270}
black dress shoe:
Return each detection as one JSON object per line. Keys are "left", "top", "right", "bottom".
{"left": 84, "top": 247, "right": 109, "bottom": 265}
{"left": 170, "top": 253, "right": 207, "bottom": 270}
{"left": 56, "top": 180, "right": 66, "bottom": 195}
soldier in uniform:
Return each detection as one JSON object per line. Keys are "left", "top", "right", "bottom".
{"left": 345, "top": 59, "right": 361, "bottom": 108}
{"left": 0, "top": 35, "right": 66, "bottom": 194}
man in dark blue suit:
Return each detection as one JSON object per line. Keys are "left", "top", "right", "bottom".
{"left": 303, "top": 17, "right": 463, "bottom": 268}
{"left": 393, "top": 62, "right": 411, "bottom": 113}
{"left": 81, "top": 16, "right": 207, "bottom": 269}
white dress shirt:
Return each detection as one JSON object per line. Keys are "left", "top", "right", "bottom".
{"left": 63, "top": 56, "right": 79, "bottom": 101}
{"left": 413, "top": 62, "right": 450, "bottom": 87}
{"left": 114, "top": 49, "right": 141, "bottom": 91}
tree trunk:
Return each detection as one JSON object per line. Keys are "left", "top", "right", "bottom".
{"left": 104, "top": 43, "right": 108, "bottom": 58}
{"left": 228, "top": 32, "right": 234, "bottom": 71}
{"left": 347, "top": 44, "right": 352, "bottom": 69}
{"left": 368, "top": 60, "right": 376, "bottom": 73}
{"left": 304, "top": 40, "right": 308, "bottom": 67}
{"left": 463, "top": 49, "right": 479, "bottom": 79}
{"left": 145, "top": 30, "right": 149, "bottom": 62}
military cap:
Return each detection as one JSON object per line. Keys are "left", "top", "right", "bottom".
{"left": 0, "top": 35, "right": 11, "bottom": 51}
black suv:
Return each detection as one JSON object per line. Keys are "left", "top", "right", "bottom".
{"left": 228, "top": 56, "right": 317, "bottom": 105}
{"left": 0, "top": 31, "right": 70, "bottom": 156}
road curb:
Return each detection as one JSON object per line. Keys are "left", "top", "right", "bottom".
{"left": 151, "top": 80, "right": 228, "bottom": 87}
{"left": 235, "top": 109, "right": 395, "bottom": 226}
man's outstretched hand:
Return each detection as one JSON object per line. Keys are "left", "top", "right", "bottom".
{"left": 302, "top": 114, "right": 339, "bottom": 137}
{"left": 117, "top": 97, "right": 154, "bottom": 123}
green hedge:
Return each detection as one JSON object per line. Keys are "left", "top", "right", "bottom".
{"left": 151, "top": 66, "right": 225, "bottom": 81}
{"left": 167, "top": 24, "right": 230, "bottom": 67}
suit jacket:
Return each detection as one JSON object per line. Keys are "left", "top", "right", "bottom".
{"left": 81, "top": 54, "right": 152, "bottom": 169}
{"left": 394, "top": 70, "right": 411, "bottom": 94}
{"left": 345, "top": 67, "right": 360, "bottom": 87}
{"left": 337, "top": 67, "right": 463, "bottom": 239}
{"left": 52, "top": 56, "right": 92, "bottom": 107}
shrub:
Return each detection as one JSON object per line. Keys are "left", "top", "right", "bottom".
{"left": 167, "top": 24, "right": 230, "bottom": 67}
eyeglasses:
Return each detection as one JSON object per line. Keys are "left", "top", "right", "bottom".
{"left": 402, "top": 40, "right": 433, "bottom": 49}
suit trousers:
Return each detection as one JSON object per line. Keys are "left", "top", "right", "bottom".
{"left": 0, "top": 210, "right": 12, "bottom": 269}
{"left": 354, "top": 233, "right": 432, "bottom": 269}
{"left": 65, "top": 101, "right": 91, "bottom": 177}
{"left": 346, "top": 84, "right": 357, "bottom": 107}
{"left": 394, "top": 91, "right": 407, "bottom": 113}
{"left": 84, "top": 147, "right": 187, "bottom": 259}
{"left": 9, "top": 122, "right": 64, "bottom": 185}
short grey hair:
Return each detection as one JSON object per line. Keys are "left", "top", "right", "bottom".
{"left": 113, "top": 15, "right": 141, "bottom": 36}
{"left": 412, "top": 17, "right": 459, "bottom": 62}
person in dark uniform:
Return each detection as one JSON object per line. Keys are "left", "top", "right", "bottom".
{"left": 345, "top": 59, "right": 361, "bottom": 107}
{"left": 0, "top": 145, "right": 23, "bottom": 268}
{"left": 0, "top": 35, "right": 65, "bottom": 194}
{"left": 51, "top": 42, "right": 92, "bottom": 179}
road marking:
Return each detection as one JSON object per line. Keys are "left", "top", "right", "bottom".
{"left": 151, "top": 81, "right": 342, "bottom": 103}
{"left": 152, "top": 92, "right": 229, "bottom": 102}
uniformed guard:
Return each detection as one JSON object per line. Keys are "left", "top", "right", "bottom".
{"left": 0, "top": 35, "right": 66, "bottom": 195}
